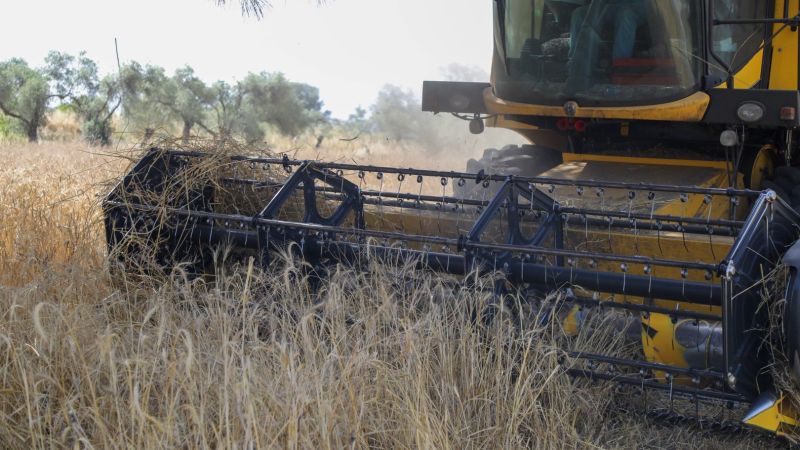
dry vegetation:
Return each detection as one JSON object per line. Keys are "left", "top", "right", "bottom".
{"left": 0, "top": 139, "right": 786, "bottom": 449}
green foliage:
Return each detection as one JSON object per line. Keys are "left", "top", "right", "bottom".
{"left": 80, "top": 74, "right": 121, "bottom": 145}
{"left": 370, "top": 84, "right": 439, "bottom": 146}
{"left": 115, "top": 64, "right": 324, "bottom": 143}
{"left": 0, "top": 112, "right": 22, "bottom": 140}
{"left": 0, "top": 58, "right": 50, "bottom": 141}
{"left": 169, "top": 66, "right": 215, "bottom": 138}
{"left": 0, "top": 49, "right": 330, "bottom": 145}
{"left": 45, "top": 52, "right": 121, "bottom": 145}
{"left": 44, "top": 51, "right": 98, "bottom": 100}
{"left": 207, "top": 72, "right": 325, "bottom": 143}
{"left": 121, "top": 64, "right": 215, "bottom": 140}
{"left": 337, "top": 106, "right": 369, "bottom": 137}
{"left": 119, "top": 62, "right": 174, "bottom": 134}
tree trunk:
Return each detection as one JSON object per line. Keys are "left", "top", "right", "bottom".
{"left": 26, "top": 123, "right": 38, "bottom": 143}
{"left": 182, "top": 121, "right": 193, "bottom": 143}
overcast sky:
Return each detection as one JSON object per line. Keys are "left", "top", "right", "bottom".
{"left": 0, "top": 0, "right": 494, "bottom": 118}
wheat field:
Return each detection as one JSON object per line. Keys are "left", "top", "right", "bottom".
{"left": 0, "top": 140, "right": 784, "bottom": 449}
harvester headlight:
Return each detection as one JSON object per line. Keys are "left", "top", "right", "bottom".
{"left": 720, "top": 129, "right": 739, "bottom": 147}
{"left": 736, "top": 102, "right": 766, "bottom": 123}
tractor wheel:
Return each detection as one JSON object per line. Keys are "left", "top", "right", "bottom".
{"left": 783, "top": 243, "right": 800, "bottom": 385}
{"left": 764, "top": 166, "right": 800, "bottom": 211}
{"left": 456, "top": 144, "right": 562, "bottom": 200}
{"left": 742, "top": 145, "right": 800, "bottom": 211}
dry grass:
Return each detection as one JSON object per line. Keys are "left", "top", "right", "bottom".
{"left": 40, "top": 111, "right": 83, "bottom": 142}
{"left": 0, "top": 140, "right": 786, "bottom": 449}
{"left": 265, "top": 125, "right": 525, "bottom": 171}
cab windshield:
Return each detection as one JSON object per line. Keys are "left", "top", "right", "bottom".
{"left": 498, "top": 0, "right": 703, "bottom": 106}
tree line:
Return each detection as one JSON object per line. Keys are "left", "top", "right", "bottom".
{"left": 0, "top": 51, "right": 328, "bottom": 144}
{"left": 0, "top": 52, "right": 491, "bottom": 151}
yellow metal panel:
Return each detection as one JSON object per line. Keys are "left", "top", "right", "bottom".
{"left": 487, "top": 115, "right": 539, "bottom": 131}
{"left": 561, "top": 153, "right": 733, "bottom": 171}
{"left": 770, "top": 0, "right": 800, "bottom": 90}
{"left": 641, "top": 313, "right": 690, "bottom": 376}
{"left": 743, "top": 395, "right": 799, "bottom": 435}
{"left": 484, "top": 88, "right": 711, "bottom": 122}
{"left": 731, "top": 50, "right": 764, "bottom": 89}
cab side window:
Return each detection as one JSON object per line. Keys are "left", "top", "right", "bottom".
{"left": 711, "top": 0, "right": 768, "bottom": 72}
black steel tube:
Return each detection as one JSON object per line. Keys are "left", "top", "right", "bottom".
{"left": 165, "top": 150, "right": 760, "bottom": 198}
{"left": 715, "top": 17, "right": 800, "bottom": 25}
{"left": 568, "top": 296, "right": 722, "bottom": 322}
{"left": 105, "top": 201, "right": 720, "bottom": 272}
{"left": 566, "top": 369, "right": 747, "bottom": 403}
{"left": 177, "top": 224, "right": 722, "bottom": 304}
{"left": 558, "top": 206, "right": 743, "bottom": 228}
{"left": 723, "top": 193, "right": 769, "bottom": 267}
{"left": 470, "top": 241, "right": 718, "bottom": 271}
{"left": 569, "top": 352, "right": 725, "bottom": 380}
{"left": 563, "top": 214, "right": 738, "bottom": 237}
{"left": 506, "top": 261, "right": 721, "bottom": 305}
{"left": 221, "top": 180, "right": 745, "bottom": 233}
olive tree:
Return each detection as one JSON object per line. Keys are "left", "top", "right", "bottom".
{"left": 168, "top": 67, "right": 215, "bottom": 141}
{"left": 119, "top": 62, "right": 173, "bottom": 138}
{"left": 45, "top": 51, "right": 121, "bottom": 145}
{"left": 370, "top": 84, "right": 438, "bottom": 145}
{"left": 207, "top": 72, "right": 325, "bottom": 143}
{"left": 0, "top": 59, "right": 51, "bottom": 142}
{"left": 121, "top": 63, "right": 215, "bottom": 141}
{"left": 79, "top": 74, "right": 121, "bottom": 145}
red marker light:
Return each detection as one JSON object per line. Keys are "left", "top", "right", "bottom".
{"left": 781, "top": 106, "right": 797, "bottom": 121}
{"left": 573, "top": 120, "right": 587, "bottom": 133}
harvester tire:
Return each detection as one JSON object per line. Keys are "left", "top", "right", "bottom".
{"left": 457, "top": 145, "right": 562, "bottom": 199}
{"left": 762, "top": 180, "right": 789, "bottom": 202}
{"left": 765, "top": 166, "right": 800, "bottom": 212}
{"left": 776, "top": 166, "right": 800, "bottom": 185}
{"left": 782, "top": 242, "right": 800, "bottom": 386}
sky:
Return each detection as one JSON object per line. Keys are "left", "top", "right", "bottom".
{"left": 0, "top": 0, "right": 495, "bottom": 118}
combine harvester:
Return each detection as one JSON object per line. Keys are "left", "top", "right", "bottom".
{"left": 106, "top": 0, "right": 800, "bottom": 436}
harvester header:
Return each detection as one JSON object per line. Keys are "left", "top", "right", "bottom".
{"left": 105, "top": 147, "right": 800, "bottom": 434}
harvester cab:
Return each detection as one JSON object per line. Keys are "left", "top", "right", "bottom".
{"left": 106, "top": 0, "right": 800, "bottom": 438}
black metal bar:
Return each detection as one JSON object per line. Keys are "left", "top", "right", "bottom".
{"left": 566, "top": 369, "right": 747, "bottom": 403}
{"left": 314, "top": 192, "right": 740, "bottom": 236}
{"left": 723, "top": 193, "right": 769, "bottom": 270}
{"left": 467, "top": 180, "right": 513, "bottom": 241}
{"left": 331, "top": 193, "right": 740, "bottom": 236}
{"left": 515, "top": 180, "right": 557, "bottom": 211}
{"left": 505, "top": 262, "right": 721, "bottom": 305}
{"left": 563, "top": 212, "right": 738, "bottom": 237}
{"left": 164, "top": 150, "right": 761, "bottom": 198}
{"left": 259, "top": 161, "right": 311, "bottom": 218}
{"left": 559, "top": 206, "right": 743, "bottom": 229}
{"left": 569, "top": 352, "right": 725, "bottom": 380}
{"left": 470, "top": 241, "right": 718, "bottom": 271}
{"left": 568, "top": 296, "right": 723, "bottom": 322}
{"left": 301, "top": 165, "right": 365, "bottom": 227}
{"left": 107, "top": 200, "right": 721, "bottom": 272}
{"left": 167, "top": 221, "right": 723, "bottom": 304}
{"left": 222, "top": 177, "right": 748, "bottom": 232}
{"left": 714, "top": 17, "right": 800, "bottom": 25}
{"left": 530, "top": 213, "right": 558, "bottom": 246}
